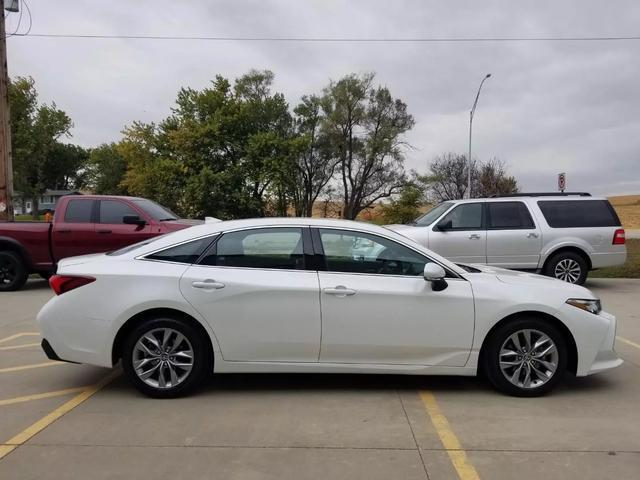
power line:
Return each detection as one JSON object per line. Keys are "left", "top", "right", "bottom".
{"left": 9, "top": 33, "right": 640, "bottom": 43}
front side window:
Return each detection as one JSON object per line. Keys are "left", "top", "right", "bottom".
{"left": 319, "top": 229, "right": 429, "bottom": 276}
{"left": 100, "top": 200, "right": 140, "bottom": 224}
{"left": 487, "top": 202, "right": 535, "bottom": 229}
{"left": 437, "top": 203, "right": 483, "bottom": 230}
{"left": 199, "top": 228, "right": 305, "bottom": 270}
{"left": 145, "top": 237, "right": 213, "bottom": 264}
{"left": 64, "top": 199, "right": 94, "bottom": 223}
{"left": 414, "top": 202, "right": 452, "bottom": 226}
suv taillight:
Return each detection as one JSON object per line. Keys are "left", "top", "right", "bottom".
{"left": 49, "top": 275, "right": 95, "bottom": 295}
{"left": 612, "top": 229, "right": 626, "bottom": 245}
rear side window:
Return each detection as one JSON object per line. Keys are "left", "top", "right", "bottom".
{"left": 487, "top": 202, "right": 535, "bottom": 229}
{"left": 537, "top": 200, "right": 621, "bottom": 228}
{"left": 199, "top": 228, "right": 305, "bottom": 270}
{"left": 100, "top": 200, "right": 139, "bottom": 224}
{"left": 145, "top": 237, "right": 213, "bottom": 264}
{"left": 64, "top": 200, "right": 94, "bottom": 223}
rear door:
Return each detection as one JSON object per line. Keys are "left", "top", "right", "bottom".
{"left": 179, "top": 226, "right": 321, "bottom": 362}
{"left": 428, "top": 202, "right": 487, "bottom": 264}
{"left": 486, "top": 201, "right": 541, "bottom": 269}
{"left": 51, "top": 198, "right": 99, "bottom": 260}
{"left": 96, "top": 199, "right": 155, "bottom": 251}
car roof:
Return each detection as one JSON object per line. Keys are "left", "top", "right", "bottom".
{"left": 445, "top": 195, "right": 608, "bottom": 204}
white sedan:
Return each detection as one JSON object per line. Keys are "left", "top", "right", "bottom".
{"left": 37, "top": 218, "right": 622, "bottom": 398}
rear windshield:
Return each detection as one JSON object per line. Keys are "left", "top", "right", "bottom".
{"left": 537, "top": 200, "right": 621, "bottom": 228}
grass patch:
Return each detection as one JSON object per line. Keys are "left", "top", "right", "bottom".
{"left": 591, "top": 239, "right": 640, "bottom": 278}
{"left": 14, "top": 214, "right": 46, "bottom": 221}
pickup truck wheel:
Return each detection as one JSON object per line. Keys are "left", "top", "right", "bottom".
{"left": 0, "top": 251, "right": 28, "bottom": 292}
{"left": 544, "top": 252, "right": 588, "bottom": 285}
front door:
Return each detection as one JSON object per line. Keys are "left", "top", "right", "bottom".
{"left": 315, "top": 228, "right": 475, "bottom": 367}
{"left": 428, "top": 202, "right": 487, "bottom": 264}
{"left": 180, "top": 227, "right": 321, "bottom": 362}
{"left": 96, "top": 199, "right": 155, "bottom": 251}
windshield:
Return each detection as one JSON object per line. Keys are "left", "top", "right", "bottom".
{"left": 414, "top": 202, "right": 452, "bottom": 226}
{"left": 132, "top": 199, "right": 179, "bottom": 221}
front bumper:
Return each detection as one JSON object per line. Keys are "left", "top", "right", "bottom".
{"left": 575, "top": 309, "right": 623, "bottom": 376}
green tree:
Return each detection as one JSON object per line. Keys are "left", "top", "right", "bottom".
{"left": 290, "top": 95, "right": 336, "bottom": 216}
{"left": 43, "top": 143, "right": 89, "bottom": 191}
{"left": 9, "top": 77, "right": 73, "bottom": 217}
{"left": 380, "top": 183, "right": 424, "bottom": 224}
{"left": 87, "top": 143, "right": 128, "bottom": 194}
{"left": 321, "top": 73, "right": 414, "bottom": 219}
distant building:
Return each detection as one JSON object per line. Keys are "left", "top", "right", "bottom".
{"left": 13, "top": 190, "right": 82, "bottom": 215}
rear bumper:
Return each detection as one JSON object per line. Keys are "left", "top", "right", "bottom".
{"left": 40, "top": 338, "right": 78, "bottom": 364}
{"left": 590, "top": 251, "right": 627, "bottom": 269}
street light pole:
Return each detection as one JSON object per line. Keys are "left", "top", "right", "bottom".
{"left": 467, "top": 73, "right": 491, "bottom": 199}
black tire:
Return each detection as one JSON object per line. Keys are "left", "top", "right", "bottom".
{"left": 122, "top": 316, "right": 210, "bottom": 398}
{"left": 482, "top": 317, "right": 567, "bottom": 397}
{"left": 544, "top": 251, "right": 588, "bottom": 285}
{"left": 0, "top": 251, "right": 29, "bottom": 292}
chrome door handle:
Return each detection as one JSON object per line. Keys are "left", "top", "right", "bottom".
{"left": 323, "top": 286, "right": 356, "bottom": 297}
{"left": 192, "top": 280, "right": 225, "bottom": 290}
{"left": 526, "top": 232, "right": 539, "bottom": 239}
{"left": 468, "top": 234, "right": 481, "bottom": 240}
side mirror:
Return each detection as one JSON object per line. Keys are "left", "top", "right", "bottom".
{"left": 123, "top": 215, "right": 146, "bottom": 227}
{"left": 423, "top": 263, "right": 448, "bottom": 291}
{"left": 436, "top": 219, "right": 452, "bottom": 231}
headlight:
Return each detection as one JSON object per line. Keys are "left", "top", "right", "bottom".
{"left": 566, "top": 298, "right": 602, "bottom": 315}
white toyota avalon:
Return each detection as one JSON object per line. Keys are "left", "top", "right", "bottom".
{"left": 37, "top": 218, "right": 622, "bottom": 398}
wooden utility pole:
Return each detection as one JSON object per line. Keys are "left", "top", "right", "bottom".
{"left": 0, "top": 3, "right": 14, "bottom": 221}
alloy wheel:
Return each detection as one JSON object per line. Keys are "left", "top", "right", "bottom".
{"left": 133, "top": 328, "right": 194, "bottom": 389}
{"left": 554, "top": 258, "right": 581, "bottom": 283}
{"left": 499, "top": 329, "right": 559, "bottom": 389}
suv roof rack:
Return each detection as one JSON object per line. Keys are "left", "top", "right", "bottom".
{"left": 489, "top": 192, "right": 592, "bottom": 198}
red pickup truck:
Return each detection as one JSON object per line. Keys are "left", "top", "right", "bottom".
{"left": 0, "top": 195, "right": 197, "bottom": 291}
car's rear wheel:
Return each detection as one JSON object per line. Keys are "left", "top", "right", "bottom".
{"left": 483, "top": 317, "right": 567, "bottom": 397}
{"left": 544, "top": 251, "right": 588, "bottom": 285}
{"left": 0, "top": 251, "right": 28, "bottom": 292}
{"left": 122, "top": 317, "right": 209, "bottom": 398}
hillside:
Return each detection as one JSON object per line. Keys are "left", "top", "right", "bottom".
{"left": 609, "top": 195, "right": 640, "bottom": 229}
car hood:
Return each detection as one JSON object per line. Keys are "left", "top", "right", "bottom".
{"left": 459, "top": 263, "right": 595, "bottom": 298}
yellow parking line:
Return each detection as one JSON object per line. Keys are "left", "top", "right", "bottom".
{"left": 0, "top": 362, "right": 62, "bottom": 373}
{"left": 617, "top": 336, "right": 640, "bottom": 350}
{"left": 0, "top": 342, "right": 40, "bottom": 351}
{"left": 0, "top": 333, "right": 40, "bottom": 345}
{"left": 0, "top": 369, "right": 119, "bottom": 460}
{"left": 0, "top": 387, "right": 86, "bottom": 406}
{"left": 420, "top": 391, "right": 480, "bottom": 480}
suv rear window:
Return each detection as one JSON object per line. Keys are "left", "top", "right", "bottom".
{"left": 537, "top": 200, "right": 621, "bottom": 228}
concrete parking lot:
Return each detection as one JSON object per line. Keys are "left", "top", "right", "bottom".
{"left": 1, "top": 278, "right": 640, "bottom": 479}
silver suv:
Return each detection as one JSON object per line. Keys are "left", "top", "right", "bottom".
{"left": 388, "top": 193, "right": 626, "bottom": 285}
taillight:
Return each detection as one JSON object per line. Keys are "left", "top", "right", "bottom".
{"left": 49, "top": 275, "right": 95, "bottom": 295}
{"left": 612, "top": 229, "right": 625, "bottom": 245}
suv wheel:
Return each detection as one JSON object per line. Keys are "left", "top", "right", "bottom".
{"left": 544, "top": 251, "right": 588, "bottom": 285}
{"left": 483, "top": 317, "right": 567, "bottom": 397}
{"left": 122, "top": 317, "right": 210, "bottom": 398}
{"left": 0, "top": 251, "right": 28, "bottom": 292}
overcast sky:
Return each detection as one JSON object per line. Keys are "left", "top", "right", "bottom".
{"left": 7, "top": 0, "right": 640, "bottom": 196}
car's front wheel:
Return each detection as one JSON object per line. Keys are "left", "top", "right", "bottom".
{"left": 483, "top": 317, "right": 567, "bottom": 397}
{"left": 122, "top": 316, "right": 210, "bottom": 398}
